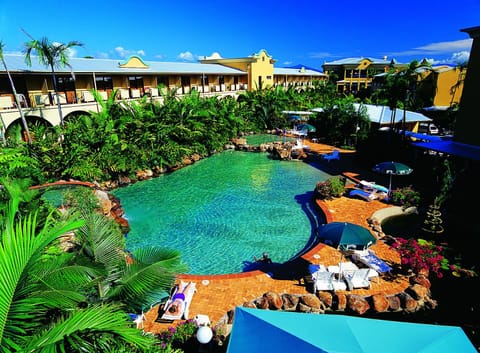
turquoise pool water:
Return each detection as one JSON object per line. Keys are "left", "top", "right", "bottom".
{"left": 245, "top": 133, "right": 295, "bottom": 145}
{"left": 113, "top": 151, "right": 331, "bottom": 275}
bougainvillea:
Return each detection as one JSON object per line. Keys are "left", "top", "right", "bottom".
{"left": 391, "top": 237, "right": 450, "bottom": 278}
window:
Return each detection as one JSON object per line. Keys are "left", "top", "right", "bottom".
{"left": 95, "top": 76, "right": 113, "bottom": 90}
{"left": 57, "top": 76, "right": 76, "bottom": 91}
{"left": 200, "top": 74, "right": 209, "bottom": 86}
{"left": 158, "top": 76, "right": 169, "bottom": 87}
{"left": 128, "top": 76, "right": 144, "bottom": 89}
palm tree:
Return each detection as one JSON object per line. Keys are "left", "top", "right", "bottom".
{"left": 0, "top": 182, "right": 155, "bottom": 352}
{"left": 23, "top": 33, "right": 83, "bottom": 127}
{"left": 0, "top": 41, "right": 32, "bottom": 143}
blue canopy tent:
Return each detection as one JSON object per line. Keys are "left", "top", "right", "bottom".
{"left": 226, "top": 307, "right": 477, "bottom": 353}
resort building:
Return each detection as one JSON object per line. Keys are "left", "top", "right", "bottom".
{"left": 321, "top": 57, "right": 402, "bottom": 95}
{"left": 0, "top": 49, "right": 327, "bottom": 133}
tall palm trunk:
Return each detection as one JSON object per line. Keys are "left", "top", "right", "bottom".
{"left": 50, "top": 65, "right": 64, "bottom": 126}
{"left": 0, "top": 45, "right": 32, "bottom": 144}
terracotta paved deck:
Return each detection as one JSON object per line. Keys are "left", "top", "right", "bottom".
{"left": 143, "top": 141, "right": 410, "bottom": 334}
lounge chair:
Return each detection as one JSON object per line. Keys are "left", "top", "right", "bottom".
{"left": 348, "top": 188, "right": 387, "bottom": 202}
{"left": 312, "top": 268, "right": 347, "bottom": 292}
{"left": 344, "top": 268, "right": 371, "bottom": 290}
{"left": 320, "top": 149, "right": 340, "bottom": 162}
{"left": 359, "top": 180, "right": 389, "bottom": 194}
{"left": 160, "top": 281, "right": 197, "bottom": 321}
{"left": 352, "top": 249, "right": 392, "bottom": 274}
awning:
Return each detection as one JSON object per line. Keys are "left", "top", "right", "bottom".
{"left": 413, "top": 140, "right": 480, "bottom": 161}
{"left": 281, "top": 110, "right": 314, "bottom": 116}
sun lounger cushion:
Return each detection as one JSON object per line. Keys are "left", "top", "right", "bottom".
{"left": 352, "top": 250, "right": 392, "bottom": 273}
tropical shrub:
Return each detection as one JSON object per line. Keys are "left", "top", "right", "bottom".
{"left": 391, "top": 186, "right": 421, "bottom": 209}
{"left": 157, "top": 319, "right": 199, "bottom": 352}
{"left": 315, "top": 176, "right": 345, "bottom": 199}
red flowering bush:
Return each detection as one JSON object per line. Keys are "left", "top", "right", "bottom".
{"left": 391, "top": 238, "right": 450, "bottom": 278}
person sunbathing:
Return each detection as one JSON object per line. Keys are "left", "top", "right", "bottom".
{"left": 167, "top": 282, "right": 193, "bottom": 315}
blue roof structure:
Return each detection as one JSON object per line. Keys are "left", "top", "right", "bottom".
{"left": 413, "top": 139, "right": 480, "bottom": 161}
{"left": 283, "top": 64, "right": 324, "bottom": 73}
{"left": 226, "top": 307, "right": 477, "bottom": 353}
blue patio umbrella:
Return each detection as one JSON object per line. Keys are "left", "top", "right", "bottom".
{"left": 297, "top": 123, "right": 316, "bottom": 132}
{"left": 287, "top": 115, "right": 303, "bottom": 121}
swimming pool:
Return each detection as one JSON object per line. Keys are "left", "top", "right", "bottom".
{"left": 113, "top": 150, "right": 331, "bottom": 275}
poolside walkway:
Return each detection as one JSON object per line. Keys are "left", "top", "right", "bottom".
{"left": 142, "top": 141, "right": 410, "bottom": 334}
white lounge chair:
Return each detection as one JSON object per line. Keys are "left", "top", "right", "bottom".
{"left": 344, "top": 268, "right": 371, "bottom": 290}
{"left": 313, "top": 269, "right": 347, "bottom": 292}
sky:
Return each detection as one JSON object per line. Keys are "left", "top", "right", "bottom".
{"left": 0, "top": 0, "right": 478, "bottom": 71}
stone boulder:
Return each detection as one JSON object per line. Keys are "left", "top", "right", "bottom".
{"left": 336, "top": 293, "right": 347, "bottom": 311}
{"left": 347, "top": 294, "right": 370, "bottom": 315}
{"left": 94, "top": 189, "right": 112, "bottom": 215}
{"left": 281, "top": 293, "right": 299, "bottom": 311}
{"left": 263, "top": 291, "right": 283, "bottom": 310}
{"left": 254, "top": 296, "right": 269, "bottom": 309}
{"left": 410, "top": 274, "right": 431, "bottom": 290}
{"left": 406, "top": 284, "right": 429, "bottom": 300}
{"left": 317, "top": 291, "right": 333, "bottom": 308}
{"left": 242, "top": 301, "right": 256, "bottom": 309}
{"left": 387, "top": 295, "right": 402, "bottom": 311}
{"left": 299, "top": 294, "right": 323, "bottom": 311}
{"left": 371, "top": 294, "right": 390, "bottom": 313}
{"left": 398, "top": 292, "right": 418, "bottom": 312}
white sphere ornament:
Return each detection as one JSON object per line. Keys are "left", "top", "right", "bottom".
{"left": 196, "top": 325, "right": 213, "bottom": 344}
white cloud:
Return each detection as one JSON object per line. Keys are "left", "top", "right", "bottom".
{"left": 450, "top": 51, "right": 470, "bottom": 64}
{"left": 178, "top": 51, "right": 195, "bottom": 61}
{"left": 114, "top": 46, "right": 146, "bottom": 58}
{"left": 389, "top": 39, "right": 473, "bottom": 58}
{"left": 309, "top": 51, "right": 335, "bottom": 59}
{"left": 204, "top": 52, "right": 222, "bottom": 59}
{"left": 415, "top": 39, "right": 472, "bottom": 53}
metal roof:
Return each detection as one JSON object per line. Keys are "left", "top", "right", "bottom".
{"left": 2, "top": 54, "right": 246, "bottom": 75}
{"left": 322, "top": 57, "right": 392, "bottom": 66}
{"left": 311, "top": 104, "right": 432, "bottom": 124}
{"left": 273, "top": 67, "right": 326, "bottom": 76}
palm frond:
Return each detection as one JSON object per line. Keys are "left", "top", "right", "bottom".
{"left": 23, "top": 305, "right": 153, "bottom": 352}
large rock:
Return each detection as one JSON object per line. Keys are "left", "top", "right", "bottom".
{"left": 347, "top": 294, "right": 370, "bottom": 315}
{"left": 263, "top": 291, "right": 283, "bottom": 310}
{"left": 317, "top": 291, "right": 333, "bottom": 308}
{"left": 335, "top": 293, "right": 347, "bottom": 311}
{"left": 254, "top": 297, "right": 269, "bottom": 309}
{"left": 398, "top": 292, "right": 418, "bottom": 312}
{"left": 281, "top": 293, "right": 299, "bottom": 311}
{"left": 242, "top": 301, "right": 256, "bottom": 309}
{"left": 410, "top": 274, "right": 431, "bottom": 290}
{"left": 300, "top": 294, "right": 322, "bottom": 310}
{"left": 94, "top": 189, "right": 112, "bottom": 215}
{"left": 371, "top": 294, "right": 390, "bottom": 313}
{"left": 406, "top": 284, "right": 429, "bottom": 300}
{"left": 387, "top": 295, "right": 402, "bottom": 311}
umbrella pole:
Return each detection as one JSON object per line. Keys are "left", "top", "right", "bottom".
{"left": 388, "top": 174, "right": 393, "bottom": 194}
